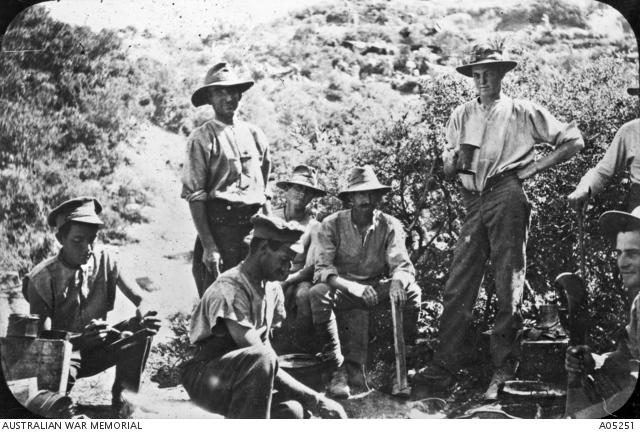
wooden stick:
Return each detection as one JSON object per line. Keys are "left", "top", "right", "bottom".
{"left": 391, "top": 298, "right": 411, "bottom": 398}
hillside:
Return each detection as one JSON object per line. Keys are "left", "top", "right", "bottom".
{"left": 1, "top": 0, "right": 639, "bottom": 419}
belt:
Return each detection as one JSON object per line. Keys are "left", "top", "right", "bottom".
{"left": 205, "top": 200, "right": 261, "bottom": 226}
{"left": 463, "top": 170, "right": 520, "bottom": 195}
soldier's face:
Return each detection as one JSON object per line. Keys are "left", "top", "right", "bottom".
{"left": 208, "top": 87, "right": 240, "bottom": 117}
{"left": 262, "top": 242, "right": 296, "bottom": 282}
{"left": 471, "top": 65, "right": 504, "bottom": 99}
{"left": 616, "top": 230, "right": 640, "bottom": 296}
{"left": 286, "top": 184, "right": 314, "bottom": 212}
{"left": 351, "top": 190, "right": 381, "bottom": 219}
{"left": 58, "top": 223, "right": 99, "bottom": 267}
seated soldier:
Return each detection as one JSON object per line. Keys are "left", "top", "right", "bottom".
{"left": 310, "top": 166, "right": 421, "bottom": 399}
{"left": 180, "top": 214, "right": 346, "bottom": 419}
{"left": 22, "top": 197, "right": 161, "bottom": 418}
{"left": 273, "top": 165, "right": 326, "bottom": 349}
{"left": 565, "top": 206, "right": 640, "bottom": 418}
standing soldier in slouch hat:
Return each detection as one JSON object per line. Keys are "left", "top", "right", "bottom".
{"left": 22, "top": 197, "right": 161, "bottom": 418}
{"left": 414, "top": 42, "right": 585, "bottom": 400}
{"left": 568, "top": 87, "right": 640, "bottom": 213}
{"left": 182, "top": 63, "right": 272, "bottom": 297}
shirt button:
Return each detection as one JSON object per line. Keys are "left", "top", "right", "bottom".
{"left": 227, "top": 206, "right": 231, "bottom": 210}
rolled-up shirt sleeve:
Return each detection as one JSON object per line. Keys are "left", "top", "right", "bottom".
{"left": 181, "top": 132, "right": 210, "bottom": 202}
{"left": 577, "top": 127, "right": 632, "bottom": 196}
{"left": 528, "top": 102, "right": 584, "bottom": 150}
{"left": 443, "top": 110, "right": 461, "bottom": 163}
{"left": 385, "top": 218, "right": 416, "bottom": 288}
{"left": 314, "top": 218, "right": 340, "bottom": 284}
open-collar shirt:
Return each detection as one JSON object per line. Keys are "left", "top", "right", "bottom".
{"left": 181, "top": 118, "right": 271, "bottom": 205}
{"left": 313, "top": 209, "right": 415, "bottom": 288}
{"left": 189, "top": 264, "right": 285, "bottom": 344}
{"left": 445, "top": 96, "right": 584, "bottom": 192}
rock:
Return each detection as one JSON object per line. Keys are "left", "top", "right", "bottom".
{"left": 136, "top": 276, "right": 159, "bottom": 292}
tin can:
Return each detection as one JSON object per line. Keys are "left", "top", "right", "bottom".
{"left": 7, "top": 314, "right": 40, "bottom": 338}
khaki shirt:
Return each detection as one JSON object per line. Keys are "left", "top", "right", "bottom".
{"left": 272, "top": 207, "right": 320, "bottom": 273}
{"left": 577, "top": 119, "right": 640, "bottom": 196}
{"left": 23, "top": 248, "right": 119, "bottom": 334}
{"left": 189, "top": 265, "right": 286, "bottom": 344}
{"left": 181, "top": 118, "right": 271, "bottom": 205}
{"left": 445, "top": 96, "right": 584, "bottom": 192}
{"left": 314, "top": 209, "right": 415, "bottom": 288}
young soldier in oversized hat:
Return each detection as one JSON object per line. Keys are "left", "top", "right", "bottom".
{"left": 180, "top": 214, "right": 346, "bottom": 419}
{"left": 569, "top": 86, "right": 640, "bottom": 212}
{"left": 182, "top": 62, "right": 272, "bottom": 297}
{"left": 309, "top": 166, "right": 421, "bottom": 399}
{"left": 271, "top": 165, "right": 327, "bottom": 351}
{"left": 22, "top": 197, "right": 161, "bottom": 417}
{"left": 415, "top": 42, "right": 585, "bottom": 399}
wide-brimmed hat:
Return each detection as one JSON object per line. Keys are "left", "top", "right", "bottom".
{"left": 599, "top": 206, "right": 640, "bottom": 245}
{"left": 191, "top": 63, "right": 255, "bottom": 108}
{"left": 276, "top": 165, "right": 326, "bottom": 198}
{"left": 337, "top": 166, "right": 391, "bottom": 200}
{"left": 48, "top": 197, "right": 104, "bottom": 229}
{"left": 628, "top": 87, "right": 639, "bottom": 96}
{"left": 456, "top": 44, "right": 518, "bottom": 78}
{"left": 251, "top": 214, "right": 305, "bottom": 254}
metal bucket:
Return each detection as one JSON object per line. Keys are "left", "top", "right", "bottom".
{"left": 278, "top": 354, "right": 327, "bottom": 391}
{"left": 7, "top": 314, "right": 40, "bottom": 338}
{"left": 25, "top": 390, "right": 72, "bottom": 418}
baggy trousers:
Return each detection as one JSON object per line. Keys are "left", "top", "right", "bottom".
{"left": 310, "top": 279, "right": 422, "bottom": 349}
{"left": 180, "top": 344, "right": 303, "bottom": 419}
{"left": 68, "top": 318, "right": 153, "bottom": 396}
{"left": 432, "top": 173, "right": 531, "bottom": 370}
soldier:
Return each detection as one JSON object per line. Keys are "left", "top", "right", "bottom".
{"left": 565, "top": 207, "right": 640, "bottom": 418}
{"left": 22, "top": 197, "right": 161, "bottom": 417}
{"left": 415, "top": 43, "right": 584, "bottom": 400}
{"left": 180, "top": 214, "right": 346, "bottom": 419}
{"left": 569, "top": 87, "right": 640, "bottom": 213}
{"left": 309, "top": 166, "right": 421, "bottom": 399}
{"left": 272, "top": 165, "right": 326, "bottom": 350}
{"left": 182, "top": 63, "right": 272, "bottom": 297}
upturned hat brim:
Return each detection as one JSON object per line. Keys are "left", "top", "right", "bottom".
{"left": 191, "top": 81, "right": 255, "bottom": 108}
{"left": 456, "top": 60, "right": 518, "bottom": 77}
{"left": 337, "top": 184, "right": 391, "bottom": 201}
{"left": 276, "top": 180, "right": 327, "bottom": 198}
{"left": 599, "top": 210, "right": 640, "bottom": 245}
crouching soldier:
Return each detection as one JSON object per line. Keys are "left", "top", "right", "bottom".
{"left": 564, "top": 207, "right": 640, "bottom": 418}
{"left": 22, "top": 197, "right": 161, "bottom": 417}
{"left": 310, "top": 166, "right": 421, "bottom": 399}
{"left": 180, "top": 214, "right": 347, "bottom": 419}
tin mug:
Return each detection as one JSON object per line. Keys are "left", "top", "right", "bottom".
{"left": 456, "top": 143, "right": 480, "bottom": 175}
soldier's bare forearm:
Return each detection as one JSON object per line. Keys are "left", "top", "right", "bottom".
{"left": 188, "top": 201, "right": 218, "bottom": 251}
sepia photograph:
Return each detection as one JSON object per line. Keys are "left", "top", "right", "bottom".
{"left": 0, "top": 0, "right": 639, "bottom": 421}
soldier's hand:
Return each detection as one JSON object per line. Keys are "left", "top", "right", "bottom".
{"left": 313, "top": 396, "right": 348, "bottom": 419}
{"left": 139, "top": 311, "right": 162, "bottom": 334}
{"left": 568, "top": 187, "right": 590, "bottom": 214}
{"left": 566, "top": 345, "right": 595, "bottom": 375}
{"left": 81, "top": 320, "right": 110, "bottom": 350}
{"left": 202, "top": 247, "right": 221, "bottom": 277}
{"left": 361, "top": 285, "right": 378, "bottom": 307}
{"left": 390, "top": 280, "right": 407, "bottom": 308}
